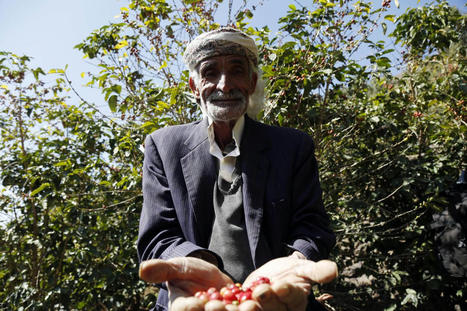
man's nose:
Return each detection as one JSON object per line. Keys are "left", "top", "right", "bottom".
{"left": 216, "top": 73, "right": 232, "bottom": 93}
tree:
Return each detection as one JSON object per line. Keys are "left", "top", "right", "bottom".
{"left": 0, "top": 52, "right": 147, "bottom": 309}
{"left": 312, "top": 1, "right": 466, "bottom": 310}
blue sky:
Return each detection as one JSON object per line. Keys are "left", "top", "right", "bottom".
{"left": 0, "top": 0, "right": 465, "bottom": 110}
{"left": 0, "top": 0, "right": 126, "bottom": 111}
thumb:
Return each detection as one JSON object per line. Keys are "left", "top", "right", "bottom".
{"left": 139, "top": 257, "right": 232, "bottom": 288}
{"left": 139, "top": 258, "right": 186, "bottom": 283}
{"left": 298, "top": 260, "right": 338, "bottom": 284}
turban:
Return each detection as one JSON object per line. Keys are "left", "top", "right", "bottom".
{"left": 183, "top": 27, "right": 259, "bottom": 70}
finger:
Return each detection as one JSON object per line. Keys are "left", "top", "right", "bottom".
{"left": 170, "top": 296, "right": 205, "bottom": 311}
{"left": 225, "top": 304, "right": 240, "bottom": 311}
{"left": 139, "top": 258, "right": 183, "bottom": 283}
{"left": 170, "top": 296, "right": 187, "bottom": 311}
{"left": 271, "top": 281, "right": 308, "bottom": 311}
{"left": 205, "top": 300, "right": 227, "bottom": 311}
{"left": 168, "top": 282, "right": 190, "bottom": 301}
{"left": 170, "top": 279, "right": 203, "bottom": 295}
{"left": 184, "top": 297, "right": 205, "bottom": 311}
{"left": 297, "top": 260, "right": 338, "bottom": 284}
{"left": 238, "top": 300, "right": 261, "bottom": 311}
{"left": 316, "top": 293, "right": 333, "bottom": 302}
{"left": 139, "top": 257, "right": 231, "bottom": 287}
{"left": 252, "top": 284, "right": 286, "bottom": 311}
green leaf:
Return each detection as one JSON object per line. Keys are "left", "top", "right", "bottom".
{"left": 30, "top": 183, "right": 51, "bottom": 196}
{"left": 159, "top": 60, "right": 168, "bottom": 70}
{"left": 109, "top": 95, "right": 118, "bottom": 112}
{"left": 54, "top": 161, "right": 70, "bottom": 167}
{"left": 384, "top": 15, "right": 395, "bottom": 22}
{"left": 115, "top": 40, "right": 128, "bottom": 49}
{"left": 113, "top": 84, "right": 122, "bottom": 95}
{"left": 335, "top": 71, "right": 345, "bottom": 82}
{"left": 77, "top": 301, "right": 86, "bottom": 309}
{"left": 401, "top": 288, "right": 419, "bottom": 307}
{"left": 157, "top": 101, "right": 169, "bottom": 109}
{"left": 32, "top": 68, "right": 45, "bottom": 80}
{"left": 382, "top": 22, "right": 387, "bottom": 35}
{"left": 48, "top": 68, "right": 64, "bottom": 74}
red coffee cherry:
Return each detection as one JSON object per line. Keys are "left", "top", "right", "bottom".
{"left": 193, "top": 276, "right": 270, "bottom": 306}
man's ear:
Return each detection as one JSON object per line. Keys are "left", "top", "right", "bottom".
{"left": 189, "top": 77, "right": 200, "bottom": 98}
{"left": 248, "top": 72, "right": 258, "bottom": 95}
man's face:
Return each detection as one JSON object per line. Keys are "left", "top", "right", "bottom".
{"left": 190, "top": 55, "right": 257, "bottom": 123}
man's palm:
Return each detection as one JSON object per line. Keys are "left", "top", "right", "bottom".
{"left": 139, "top": 256, "right": 337, "bottom": 311}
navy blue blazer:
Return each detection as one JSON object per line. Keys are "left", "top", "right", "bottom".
{"left": 138, "top": 116, "right": 335, "bottom": 310}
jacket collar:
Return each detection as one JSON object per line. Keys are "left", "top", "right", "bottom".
{"left": 184, "top": 115, "right": 270, "bottom": 153}
{"left": 184, "top": 118, "right": 209, "bottom": 151}
{"left": 240, "top": 115, "right": 270, "bottom": 153}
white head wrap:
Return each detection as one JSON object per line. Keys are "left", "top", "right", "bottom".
{"left": 183, "top": 27, "right": 258, "bottom": 70}
{"left": 183, "top": 27, "right": 264, "bottom": 119}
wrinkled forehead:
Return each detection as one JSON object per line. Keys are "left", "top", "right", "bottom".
{"left": 197, "top": 55, "right": 250, "bottom": 71}
{"left": 183, "top": 28, "right": 258, "bottom": 71}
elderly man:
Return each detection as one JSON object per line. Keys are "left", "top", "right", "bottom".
{"left": 138, "top": 27, "right": 337, "bottom": 311}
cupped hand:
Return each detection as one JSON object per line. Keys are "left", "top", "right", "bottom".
{"left": 139, "top": 256, "right": 337, "bottom": 311}
{"left": 139, "top": 257, "right": 233, "bottom": 311}
{"left": 244, "top": 256, "right": 338, "bottom": 311}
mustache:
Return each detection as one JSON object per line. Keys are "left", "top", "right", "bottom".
{"left": 207, "top": 90, "right": 246, "bottom": 101}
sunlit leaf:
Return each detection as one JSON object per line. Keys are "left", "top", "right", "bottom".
{"left": 30, "top": 183, "right": 51, "bottom": 196}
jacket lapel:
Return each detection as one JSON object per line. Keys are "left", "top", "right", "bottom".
{"left": 180, "top": 119, "right": 217, "bottom": 245}
{"left": 241, "top": 116, "right": 270, "bottom": 266}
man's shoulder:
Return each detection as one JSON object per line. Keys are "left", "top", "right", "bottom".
{"left": 148, "top": 119, "right": 202, "bottom": 141}
{"left": 248, "top": 118, "right": 311, "bottom": 142}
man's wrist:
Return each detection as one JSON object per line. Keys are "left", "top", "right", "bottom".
{"left": 289, "top": 250, "right": 306, "bottom": 259}
{"left": 188, "top": 250, "right": 219, "bottom": 266}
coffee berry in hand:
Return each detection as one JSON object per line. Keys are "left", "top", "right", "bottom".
{"left": 193, "top": 276, "right": 271, "bottom": 306}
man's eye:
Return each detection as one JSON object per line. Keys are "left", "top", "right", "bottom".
{"left": 203, "top": 70, "right": 217, "bottom": 78}
{"left": 232, "top": 68, "right": 245, "bottom": 75}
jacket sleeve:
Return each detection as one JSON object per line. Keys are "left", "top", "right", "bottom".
{"left": 286, "top": 133, "right": 335, "bottom": 261}
{"left": 137, "top": 134, "right": 218, "bottom": 263}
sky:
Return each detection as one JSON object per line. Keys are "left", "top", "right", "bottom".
{"left": 0, "top": 0, "right": 465, "bottom": 112}
{"left": 0, "top": 0, "right": 127, "bottom": 111}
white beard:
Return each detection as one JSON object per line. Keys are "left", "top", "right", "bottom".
{"left": 201, "top": 90, "right": 248, "bottom": 122}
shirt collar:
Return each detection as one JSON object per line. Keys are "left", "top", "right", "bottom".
{"left": 207, "top": 115, "right": 245, "bottom": 160}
